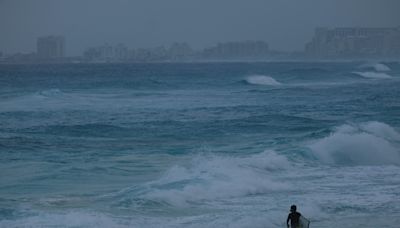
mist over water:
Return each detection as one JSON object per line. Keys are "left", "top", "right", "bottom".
{"left": 1, "top": 62, "right": 400, "bottom": 227}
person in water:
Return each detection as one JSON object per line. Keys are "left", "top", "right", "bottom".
{"left": 286, "top": 205, "right": 301, "bottom": 228}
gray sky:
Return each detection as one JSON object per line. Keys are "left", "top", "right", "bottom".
{"left": 1, "top": 0, "right": 399, "bottom": 56}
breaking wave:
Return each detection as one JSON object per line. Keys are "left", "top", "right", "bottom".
{"left": 36, "top": 88, "right": 65, "bottom": 98}
{"left": 245, "top": 75, "right": 281, "bottom": 86}
{"left": 142, "top": 150, "right": 290, "bottom": 206}
{"left": 0, "top": 210, "right": 285, "bottom": 228}
{"left": 353, "top": 71, "right": 392, "bottom": 79}
{"left": 309, "top": 121, "right": 400, "bottom": 166}
{"left": 372, "top": 63, "right": 391, "bottom": 72}
{"left": 359, "top": 63, "right": 391, "bottom": 72}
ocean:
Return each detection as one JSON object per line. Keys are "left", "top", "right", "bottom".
{"left": 0, "top": 62, "right": 399, "bottom": 227}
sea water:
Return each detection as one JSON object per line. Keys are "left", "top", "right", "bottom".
{"left": 0, "top": 62, "right": 399, "bottom": 227}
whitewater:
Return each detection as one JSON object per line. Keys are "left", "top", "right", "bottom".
{"left": 0, "top": 62, "right": 399, "bottom": 227}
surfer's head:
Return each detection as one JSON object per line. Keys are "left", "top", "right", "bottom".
{"left": 290, "top": 205, "right": 297, "bottom": 212}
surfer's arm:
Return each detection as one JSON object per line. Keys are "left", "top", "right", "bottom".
{"left": 286, "top": 214, "right": 290, "bottom": 227}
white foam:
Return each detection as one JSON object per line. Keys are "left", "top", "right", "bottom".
{"left": 245, "top": 75, "right": 281, "bottom": 86}
{"left": 359, "top": 63, "right": 391, "bottom": 72}
{"left": 360, "top": 121, "right": 400, "bottom": 141}
{"left": 143, "top": 150, "right": 290, "bottom": 206}
{"left": 372, "top": 63, "right": 391, "bottom": 72}
{"left": 0, "top": 209, "right": 297, "bottom": 228}
{"left": 37, "top": 88, "right": 64, "bottom": 98}
{"left": 309, "top": 122, "right": 400, "bottom": 166}
{"left": 353, "top": 71, "right": 392, "bottom": 79}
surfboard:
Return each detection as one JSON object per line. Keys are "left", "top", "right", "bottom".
{"left": 299, "top": 215, "right": 310, "bottom": 228}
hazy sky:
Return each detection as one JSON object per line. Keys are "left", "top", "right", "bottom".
{"left": 1, "top": 0, "right": 399, "bottom": 56}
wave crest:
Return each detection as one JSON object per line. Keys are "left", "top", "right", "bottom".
{"left": 353, "top": 71, "right": 392, "bottom": 79}
{"left": 37, "top": 88, "right": 64, "bottom": 98}
{"left": 359, "top": 63, "right": 391, "bottom": 72}
{"left": 372, "top": 63, "right": 391, "bottom": 72}
{"left": 143, "top": 150, "right": 290, "bottom": 206}
{"left": 245, "top": 75, "right": 281, "bottom": 86}
{"left": 309, "top": 122, "right": 400, "bottom": 166}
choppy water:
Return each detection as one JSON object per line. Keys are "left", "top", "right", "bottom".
{"left": 1, "top": 62, "right": 400, "bottom": 227}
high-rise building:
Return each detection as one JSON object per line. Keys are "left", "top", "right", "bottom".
{"left": 305, "top": 27, "right": 400, "bottom": 58}
{"left": 202, "top": 41, "right": 269, "bottom": 59}
{"left": 83, "top": 43, "right": 125, "bottom": 62}
{"left": 168, "top": 42, "right": 194, "bottom": 60}
{"left": 37, "top": 36, "right": 65, "bottom": 59}
{"left": 114, "top": 43, "right": 129, "bottom": 61}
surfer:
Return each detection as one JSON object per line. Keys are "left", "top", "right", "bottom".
{"left": 286, "top": 205, "right": 301, "bottom": 228}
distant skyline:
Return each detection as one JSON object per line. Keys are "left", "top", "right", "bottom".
{"left": 1, "top": 0, "right": 399, "bottom": 56}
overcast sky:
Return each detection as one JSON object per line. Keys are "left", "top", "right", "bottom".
{"left": 1, "top": 0, "right": 399, "bottom": 56}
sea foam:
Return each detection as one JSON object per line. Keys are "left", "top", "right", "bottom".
{"left": 359, "top": 63, "right": 391, "bottom": 72}
{"left": 143, "top": 150, "right": 290, "bottom": 206}
{"left": 372, "top": 63, "right": 391, "bottom": 72}
{"left": 353, "top": 71, "right": 392, "bottom": 79}
{"left": 37, "top": 88, "right": 64, "bottom": 98}
{"left": 245, "top": 75, "right": 281, "bottom": 86}
{"left": 309, "top": 122, "right": 400, "bottom": 166}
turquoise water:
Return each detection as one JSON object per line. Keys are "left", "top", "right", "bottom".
{"left": 1, "top": 62, "right": 400, "bottom": 227}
